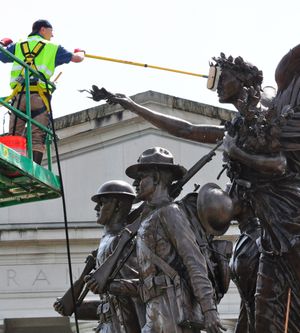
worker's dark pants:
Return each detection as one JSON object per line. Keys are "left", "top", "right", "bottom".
{"left": 9, "top": 93, "right": 49, "bottom": 153}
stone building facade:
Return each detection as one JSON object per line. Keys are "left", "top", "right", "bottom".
{"left": 0, "top": 91, "right": 240, "bottom": 332}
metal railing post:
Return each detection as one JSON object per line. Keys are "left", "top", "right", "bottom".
{"left": 24, "top": 67, "right": 33, "bottom": 160}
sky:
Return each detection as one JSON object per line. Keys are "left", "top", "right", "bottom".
{"left": 0, "top": 0, "right": 300, "bottom": 125}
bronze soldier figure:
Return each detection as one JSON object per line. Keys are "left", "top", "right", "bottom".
{"left": 54, "top": 180, "right": 143, "bottom": 333}
{"left": 95, "top": 147, "right": 226, "bottom": 333}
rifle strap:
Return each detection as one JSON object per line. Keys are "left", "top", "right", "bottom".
{"left": 142, "top": 241, "right": 183, "bottom": 333}
{"left": 109, "top": 237, "right": 137, "bottom": 281}
{"left": 141, "top": 241, "right": 178, "bottom": 282}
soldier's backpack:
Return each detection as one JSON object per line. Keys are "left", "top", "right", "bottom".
{"left": 177, "top": 192, "right": 233, "bottom": 302}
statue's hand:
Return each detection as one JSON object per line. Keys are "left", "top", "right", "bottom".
{"left": 237, "top": 86, "right": 260, "bottom": 114}
{"left": 53, "top": 298, "right": 67, "bottom": 316}
{"left": 84, "top": 274, "right": 102, "bottom": 294}
{"left": 90, "top": 86, "right": 114, "bottom": 102}
{"left": 204, "top": 309, "right": 227, "bottom": 333}
{"left": 248, "top": 86, "right": 260, "bottom": 107}
{"left": 107, "top": 93, "right": 136, "bottom": 110}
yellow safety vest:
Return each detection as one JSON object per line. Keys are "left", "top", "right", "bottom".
{"left": 6, "top": 35, "right": 58, "bottom": 111}
{"left": 11, "top": 35, "right": 58, "bottom": 89}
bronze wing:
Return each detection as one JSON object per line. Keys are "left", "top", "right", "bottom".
{"left": 274, "top": 44, "right": 300, "bottom": 167}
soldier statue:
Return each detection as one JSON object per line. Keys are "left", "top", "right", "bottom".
{"left": 86, "top": 147, "right": 226, "bottom": 333}
{"left": 54, "top": 180, "right": 144, "bottom": 333}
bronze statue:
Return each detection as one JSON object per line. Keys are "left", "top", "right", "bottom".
{"left": 87, "top": 147, "right": 226, "bottom": 333}
{"left": 54, "top": 180, "right": 143, "bottom": 333}
{"left": 212, "top": 50, "right": 300, "bottom": 333}
{"left": 87, "top": 44, "right": 300, "bottom": 332}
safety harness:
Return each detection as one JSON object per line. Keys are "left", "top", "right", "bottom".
{"left": 4, "top": 40, "right": 51, "bottom": 112}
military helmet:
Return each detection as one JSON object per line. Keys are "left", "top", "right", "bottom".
{"left": 197, "top": 182, "right": 233, "bottom": 236}
{"left": 91, "top": 180, "right": 135, "bottom": 202}
{"left": 125, "top": 147, "right": 186, "bottom": 180}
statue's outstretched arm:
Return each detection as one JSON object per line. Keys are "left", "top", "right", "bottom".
{"left": 110, "top": 93, "right": 225, "bottom": 144}
{"left": 86, "top": 86, "right": 225, "bottom": 144}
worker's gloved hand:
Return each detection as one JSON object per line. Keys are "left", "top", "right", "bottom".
{"left": 0, "top": 38, "right": 13, "bottom": 47}
{"left": 74, "top": 48, "right": 85, "bottom": 54}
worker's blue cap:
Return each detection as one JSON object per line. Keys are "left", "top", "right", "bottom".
{"left": 29, "top": 20, "right": 52, "bottom": 36}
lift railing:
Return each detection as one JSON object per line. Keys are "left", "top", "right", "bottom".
{"left": 0, "top": 45, "right": 61, "bottom": 206}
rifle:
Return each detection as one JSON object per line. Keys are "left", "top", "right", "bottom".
{"left": 54, "top": 249, "right": 97, "bottom": 316}
{"left": 85, "top": 141, "right": 223, "bottom": 294}
{"left": 169, "top": 141, "right": 223, "bottom": 198}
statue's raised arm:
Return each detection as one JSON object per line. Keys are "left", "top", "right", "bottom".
{"left": 86, "top": 85, "right": 224, "bottom": 144}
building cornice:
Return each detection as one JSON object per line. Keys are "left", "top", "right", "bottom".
{"left": 0, "top": 222, "right": 100, "bottom": 244}
{"left": 54, "top": 90, "right": 236, "bottom": 131}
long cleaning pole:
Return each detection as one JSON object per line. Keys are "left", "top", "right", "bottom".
{"left": 85, "top": 53, "right": 208, "bottom": 78}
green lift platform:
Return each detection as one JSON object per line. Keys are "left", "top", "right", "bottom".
{"left": 0, "top": 45, "right": 62, "bottom": 207}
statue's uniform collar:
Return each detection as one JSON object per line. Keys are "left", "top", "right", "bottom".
{"left": 146, "top": 197, "right": 172, "bottom": 209}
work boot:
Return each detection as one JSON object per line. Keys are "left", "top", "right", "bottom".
{"left": 33, "top": 151, "right": 43, "bottom": 165}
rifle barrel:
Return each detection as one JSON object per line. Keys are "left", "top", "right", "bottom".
{"left": 170, "top": 141, "right": 223, "bottom": 196}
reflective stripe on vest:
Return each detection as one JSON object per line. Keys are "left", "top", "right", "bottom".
{"left": 10, "top": 35, "right": 58, "bottom": 90}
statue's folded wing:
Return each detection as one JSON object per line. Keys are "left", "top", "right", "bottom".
{"left": 274, "top": 44, "right": 300, "bottom": 152}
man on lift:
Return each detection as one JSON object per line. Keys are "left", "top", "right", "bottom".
{"left": 0, "top": 19, "right": 84, "bottom": 164}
